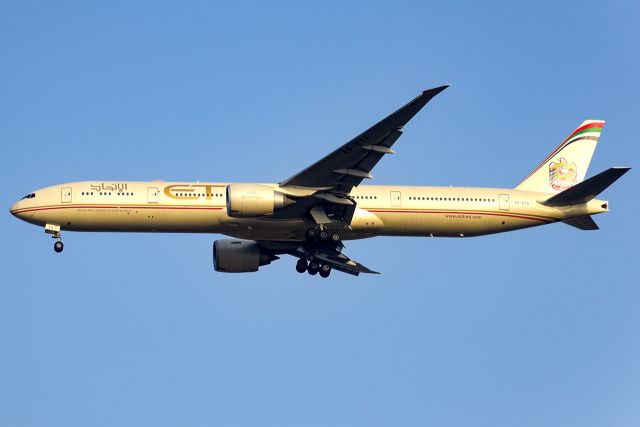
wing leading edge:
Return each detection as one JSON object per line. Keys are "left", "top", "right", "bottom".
{"left": 279, "top": 85, "right": 450, "bottom": 194}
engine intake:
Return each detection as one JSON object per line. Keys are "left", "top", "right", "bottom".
{"left": 213, "top": 239, "right": 278, "bottom": 273}
{"left": 226, "top": 184, "right": 293, "bottom": 218}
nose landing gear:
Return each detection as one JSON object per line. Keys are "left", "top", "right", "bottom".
{"left": 45, "top": 224, "right": 63, "bottom": 253}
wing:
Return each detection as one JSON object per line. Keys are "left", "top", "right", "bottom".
{"left": 259, "top": 240, "right": 379, "bottom": 276}
{"left": 312, "top": 246, "right": 379, "bottom": 276}
{"left": 279, "top": 85, "right": 449, "bottom": 194}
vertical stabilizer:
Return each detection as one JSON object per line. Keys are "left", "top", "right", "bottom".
{"left": 515, "top": 120, "right": 604, "bottom": 193}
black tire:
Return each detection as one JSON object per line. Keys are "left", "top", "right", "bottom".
{"left": 319, "top": 264, "right": 331, "bottom": 278}
{"left": 330, "top": 233, "right": 340, "bottom": 243}
{"left": 54, "top": 241, "right": 64, "bottom": 253}
{"left": 308, "top": 260, "right": 319, "bottom": 275}
{"left": 305, "top": 228, "right": 317, "bottom": 241}
{"left": 296, "top": 258, "right": 308, "bottom": 273}
{"left": 319, "top": 230, "right": 329, "bottom": 240}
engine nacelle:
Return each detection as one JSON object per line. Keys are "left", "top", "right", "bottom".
{"left": 226, "top": 184, "right": 292, "bottom": 218}
{"left": 213, "top": 239, "right": 277, "bottom": 273}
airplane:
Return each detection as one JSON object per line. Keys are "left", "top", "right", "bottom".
{"left": 10, "top": 85, "right": 630, "bottom": 277}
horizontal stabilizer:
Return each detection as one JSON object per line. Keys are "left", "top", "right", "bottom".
{"left": 542, "top": 167, "right": 630, "bottom": 207}
{"left": 563, "top": 215, "right": 599, "bottom": 230}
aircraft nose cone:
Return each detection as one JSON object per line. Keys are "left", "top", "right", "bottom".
{"left": 10, "top": 201, "right": 21, "bottom": 218}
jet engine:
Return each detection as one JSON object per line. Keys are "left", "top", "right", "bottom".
{"left": 213, "top": 239, "right": 278, "bottom": 273}
{"left": 226, "top": 184, "right": 293, "bottom": 218}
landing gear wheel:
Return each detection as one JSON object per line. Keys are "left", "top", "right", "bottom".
{"left": 296, "top": 258, "right": 308, "bottom": 273}
{"left": 307, "top": 260, "right": 319, "bottom": 275}
{"left": 319, "top": 230, "right": 329, "bottom": 241}
{"left": 319, "top": 263, "right": 331, "bottom": 278}
{"left": 305, "top": 228, "right": 317, "bottom": 241}
{"left": 330, "top": 233, "right": 341, "bottom": 243}
{"left": 53, "top": 241, "right": 64, "bottom": 253}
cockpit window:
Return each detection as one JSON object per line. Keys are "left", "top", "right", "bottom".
{"left": 21, "top": 193, "right": 35, "bottom": 200}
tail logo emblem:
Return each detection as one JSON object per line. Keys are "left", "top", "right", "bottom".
{"left": 549, "top": 157, "right": 577, "bottom": 190}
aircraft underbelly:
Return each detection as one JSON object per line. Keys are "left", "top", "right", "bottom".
{"left": 373, "top": 211, "right": 547, "bottom": 237}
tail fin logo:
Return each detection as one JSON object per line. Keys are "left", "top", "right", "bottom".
{"left": 549, "top": 157, "right": 577, "bottom": 190}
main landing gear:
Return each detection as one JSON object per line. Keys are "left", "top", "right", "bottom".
{"left": 295, "top": 257, "right": 332, "bottom": 278}
{"left": 305, "top": 227, "right": 340, "bottom": 244}
{"left": 296, "top": 225, "right": 342, "bottom": 278}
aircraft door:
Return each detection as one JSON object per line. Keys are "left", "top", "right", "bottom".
{"left": 499, "top": 194, "right": 510, "bottom": 211}
{"left": 61, "top": 187, "right": 72, "bottom": 203}
{"left": 147, "top": 187, "right": 159, "bottom": 203}
{"left": 390, "top": 191, "right": 401, "bottom": 207}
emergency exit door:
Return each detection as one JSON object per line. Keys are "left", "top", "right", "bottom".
{"left": 390, "top": 191, "right": 401, "bottom": 207}
{"left": 61, "top": 187, "right": 72, "bottom": 203}
{"left": 147, "top": 187, "right": 159, "bottom": 203}
{"left": 499, "top": 194, "right": 510, "bottom": 211}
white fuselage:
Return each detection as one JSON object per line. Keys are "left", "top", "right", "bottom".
{"left": 10, "top": 181, "right": 609, "bottom": 241}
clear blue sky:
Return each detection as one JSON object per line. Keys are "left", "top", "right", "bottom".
{"left": 2, "top": 1, "right": 639, "bottom": 426}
